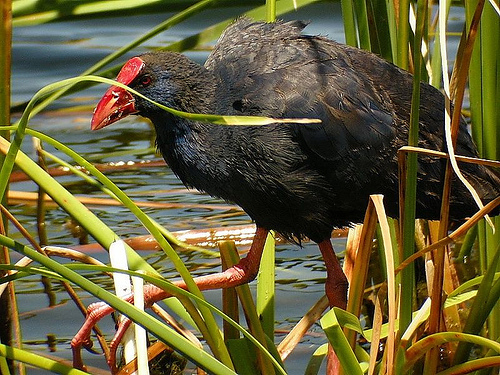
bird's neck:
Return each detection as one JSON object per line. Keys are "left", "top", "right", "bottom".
{"left": 150, "top": 72, "right": 232, "bottom": 194}
{"left": 174, "top": 65, "right": 218, "bottom": 115}
{"left": 149, "top": 62, "right": 218, "bottom": 154}
{"left": 154, "top": 115, "right": 232, "bottom": 195}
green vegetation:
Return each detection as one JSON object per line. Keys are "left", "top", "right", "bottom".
{"left": 0, "top": 0, "right": 498, "bottom": 374}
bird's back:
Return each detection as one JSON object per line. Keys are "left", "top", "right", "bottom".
{"left": 204, "top": 18, "right": 499, "bottom": 224}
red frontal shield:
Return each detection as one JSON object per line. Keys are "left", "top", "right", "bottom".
{"left": 91, "top": 57, "right": 145, "bottom": 130}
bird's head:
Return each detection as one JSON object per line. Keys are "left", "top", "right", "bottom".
{"left": 91, "top": 52, "right": 210, "bottom": 130}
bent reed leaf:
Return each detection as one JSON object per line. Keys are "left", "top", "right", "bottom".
{"left": 45, "top": 75, "right": 321, "bottom": 126}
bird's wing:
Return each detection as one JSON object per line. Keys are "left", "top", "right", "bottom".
{"left": 206, "top": 20, "right": 397, "bottom": 162}
{"left": 294, "top": 73, "right": 396, "bottom": 161}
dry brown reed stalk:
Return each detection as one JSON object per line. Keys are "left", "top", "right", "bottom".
{"left": 9, "top": 159, "right": 167, "bottom": 182}
{"left": 277, "top": 295, "right": 329, "bottom": 360}
{"left": 395, "top": 196, "right": 500, "bottom": 274}
{"left": 7, "top": 190, "right": 235, "bottom": 211}
{"left": 345, "top": 198, "right": 378, "bottom": 349}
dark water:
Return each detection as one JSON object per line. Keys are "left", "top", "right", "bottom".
{"left": 9, "top": 2, "right": 466, "bottom": 374}
{"left": 10, "top": 3, "right": 347, "bottom": 374}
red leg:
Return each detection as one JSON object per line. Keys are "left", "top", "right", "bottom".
{"left": 318, "top": 240, "right": 349, "bottom": 375}
{"left": 318, "top": 240, "right": 348, "bottom": 310}
{"left": 72, "top": 227, "right": 269, "bottom": 370}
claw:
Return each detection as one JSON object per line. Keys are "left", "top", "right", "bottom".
{"left": 71, "top": 301, "right": 116, "bottom": 369}
{"left": 108, "top": 317, "right": 133, "bottom": 374}
{"left": 71, "top": 227, "right": 269, "bottom": 372}
{"left": 82, "top": 337, "right": 95, "bottom": 352}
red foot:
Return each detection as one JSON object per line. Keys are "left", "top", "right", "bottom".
{"left": 71, "top": 232, "right": 349, "bottom": 374}
{"left": 71, "top": 227, "right": 269, "bottom": 371}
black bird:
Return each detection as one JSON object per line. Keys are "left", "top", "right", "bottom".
{"left": 74, "top": 18, "right": 499, "bottom": 371}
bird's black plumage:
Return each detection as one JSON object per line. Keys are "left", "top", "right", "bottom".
{"left": 126, "top": 18, "right": 498, "bottom": 243}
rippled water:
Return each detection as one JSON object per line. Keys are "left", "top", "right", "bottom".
{"left": 9, "top": 2, "right": 468, "bottom": 373}
{"left": 10, "top": 3, "right": 351, "bottom": 374}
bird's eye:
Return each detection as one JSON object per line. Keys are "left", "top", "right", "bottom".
{"left": 140, "top": 75, "right": 152, "bottom": 86}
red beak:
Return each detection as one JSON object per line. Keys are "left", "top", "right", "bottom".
{"left": 91, "top": 57, "right": 145, "bottom": 130}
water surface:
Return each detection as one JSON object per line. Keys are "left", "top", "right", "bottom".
{"left": 9, "top": 3, "right": 466, "bottom": 374}
{"left": 11, "top": 3, "right": 347, "bottom": 374}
